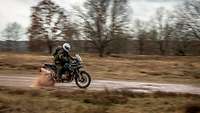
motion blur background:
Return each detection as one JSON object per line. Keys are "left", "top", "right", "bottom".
{"left": 0, "top": 0, "right": 199, "bottom": 56}
{"left": 0, "top": 1, "right": 200, "bottom": 113}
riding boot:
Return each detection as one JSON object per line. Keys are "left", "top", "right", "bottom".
{"left": 56, "top": 65, "right": 63, "bottom": 80}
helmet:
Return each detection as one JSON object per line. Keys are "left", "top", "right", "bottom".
{"left": 63, "top": 43, "right": 71, "bottom": 52}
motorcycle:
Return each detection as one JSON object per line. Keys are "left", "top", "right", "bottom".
{"left": 41, "top": 54, "right": 91, "bottom": 88}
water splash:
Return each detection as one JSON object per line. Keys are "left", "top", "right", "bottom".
{"left": 31, "top": 68, "right": 55, "bottom": 88}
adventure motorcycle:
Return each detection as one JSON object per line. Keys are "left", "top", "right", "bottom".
{"left": 41, "top": 54, "right": 91, "bottom": 88}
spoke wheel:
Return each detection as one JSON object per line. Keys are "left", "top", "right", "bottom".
{"left": 75, "top": 71, "right": 91, "bottom": 88}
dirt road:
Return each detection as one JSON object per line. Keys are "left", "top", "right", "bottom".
{"left": 0, "top": 75, "right": 200, "bottom": 95}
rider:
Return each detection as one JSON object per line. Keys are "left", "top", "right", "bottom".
{"left": 53, "top": 43, "right": 74, "bottom": 80}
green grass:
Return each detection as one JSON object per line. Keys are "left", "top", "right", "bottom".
{"left": 0, "top": 87, "right": 200, "bottom": 113}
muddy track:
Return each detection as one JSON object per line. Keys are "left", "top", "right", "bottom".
{"left": 0, "top": 75, "right": 200, "bottom": 95}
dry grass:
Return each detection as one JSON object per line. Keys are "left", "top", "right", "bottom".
{"left": 185, "top": 102, "right": 200, "bottom": 113}
{"left": 0, "top": 52, "right": 200, "bottom": 85}
{"left": 84, "top": 54, "right": 200, "bottom": 85}
{"left": 0, "top": 86, "right": 199, "bottom": 113}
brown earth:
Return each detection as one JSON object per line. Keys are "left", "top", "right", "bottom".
{"left": 0, "top": 52, "right": 200, "bottom": 85}
{"left": 0, "top": 86, "right": 200, "bottom": 113}
{"left": 0, "top": 52, "right": 200, "bottom": 113}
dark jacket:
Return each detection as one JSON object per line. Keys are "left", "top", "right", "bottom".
{"left": 53, "top": 46, "right": 73, "bottom": 66}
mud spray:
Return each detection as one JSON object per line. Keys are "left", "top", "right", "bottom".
{"left": 31, "top": 68, "right": 55, "bottom": 88}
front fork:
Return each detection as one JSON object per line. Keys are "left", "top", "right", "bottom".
{"left": 74, "top": 69, "right": 82, "bottom": 81}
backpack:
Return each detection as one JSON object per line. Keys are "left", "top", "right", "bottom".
{"left": 53, "top": 46, "right": 62, "bottom": 64}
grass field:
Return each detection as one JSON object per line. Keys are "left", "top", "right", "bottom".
{"left": 0, "top": 52, "right": 200, "bottom": 85}
{"left": 0, "top": 86, "right": 199, "bottom": 113}
{"left": 0, "top": 53, "right": 200, "bottom": 113}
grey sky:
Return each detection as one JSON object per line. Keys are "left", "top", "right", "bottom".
{"left": 0, "top": 0, "right": 183, "bottom": 40}
{"left": 130, "top": 0, "right": 183, "bottom": 21}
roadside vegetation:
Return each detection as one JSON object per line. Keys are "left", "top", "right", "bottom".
{"left": 0, "top": 53, "right": 200, "bottom": 85}
{"left": 0, "top": 86, "right": 199, "bottom": 113}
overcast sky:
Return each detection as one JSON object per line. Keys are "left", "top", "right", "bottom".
{"left": 0, "top": 0, "right": 184, "bottom": 40}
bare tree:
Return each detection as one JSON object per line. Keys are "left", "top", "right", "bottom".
{"left": 28, "top": 0, "right": 76, "bottom": 53}
{"left": 171, "top": 19, "right": 193, "bottom": 56}
{"left": 170, "top": 0, "right": 200, "bottom": 55}
{"left": 175, "top": 0, "right": 200, "bottom": 40}
{"left": 1, "top": 22, "right": 23, "bottom": 51}
{"left": 152, "top": 7, "right": 174, "bottom": 55}
{"left": 1, "top": 22, "right": 23, "bottom": 41}
{"left": 133, "top": 19, "right": 148, "bottom": 55}
{"left": 55, "top": 10, "right": 78, "bottom": 41}
{"left": 75, "top": 0, "right": 129, "bottom": 57}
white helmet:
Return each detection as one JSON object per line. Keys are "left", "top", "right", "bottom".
{"left": 63, "top": 43, "right": 71, "bottom": 52}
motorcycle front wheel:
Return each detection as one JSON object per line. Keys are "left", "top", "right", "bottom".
{"left": 75, "top": 71, "right": 91, "bottom": 88}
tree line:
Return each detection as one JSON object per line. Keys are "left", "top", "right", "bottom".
{"left": 1, "top": 0, "right": 200, "bottom": 56}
